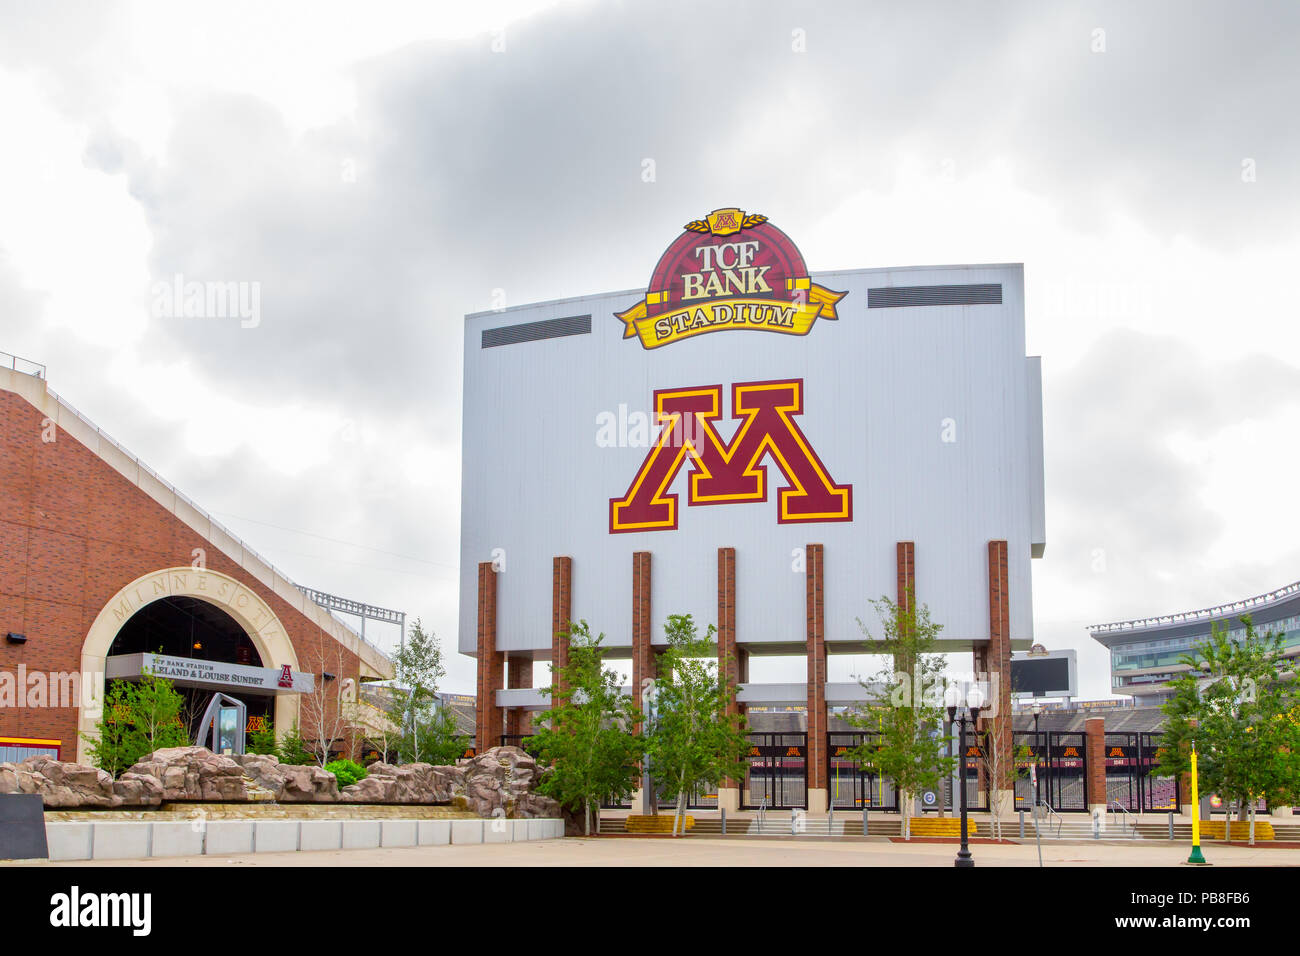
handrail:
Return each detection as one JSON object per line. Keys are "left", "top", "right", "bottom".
{"left": 0, "top": 350, "right": 45, "bottom": 378}
{"left": 1036, "top": 800, "right": 1064, "bottom": 838}
{"left": 758, "top": 795, "right": 766, "bottom": 834}
{"left": 1109, "top": 800, "right": 1138, "bottom": 839}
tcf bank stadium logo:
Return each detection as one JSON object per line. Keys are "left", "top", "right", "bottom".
{"left": 614, "top": 208, "right": 846, "bottom": 349}
{"left": 609, "top": 378, "right": 852, "bottom": 533}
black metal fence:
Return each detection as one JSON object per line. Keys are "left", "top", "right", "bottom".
{"left": 744, "top": 732, "right": 808, "bottom": 809}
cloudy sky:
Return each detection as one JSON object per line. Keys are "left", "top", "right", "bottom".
{"left": 2, "top": 0, "right": 1298, "bottom": 697}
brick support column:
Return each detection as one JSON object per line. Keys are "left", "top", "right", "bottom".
{"left": 896, "top": 541, "right": 915, "bottom": 612}
{"left": 1085, "top": 717, "right": 1107, "bottom": 814}
{"left": 475, "top": 561, "right": 504, "bottom": 752}
{"left": 631, "top": 551, "right": 655, "bottom": 720}
{"left": 550, "top": 556, "right": 572, "bottom": 712}
{"left": 630, "top": 551, "right": 657, "bottom": 812}
{"left": 895, "top": 541, "right": 915, "bottom": 673}
{"left": 806, "top": 543, "right": 828, "bottom": 814}
{"left": 717, "top": 546, "right": 747, "bottom": 810}
{"left": 980, "top": 540, "right": 1013, "bottom": 811}
{"left": 505, "top": 655, "right": 534, "bottom": 738}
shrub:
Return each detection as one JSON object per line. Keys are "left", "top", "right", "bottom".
{"left": 325, "top": 759, "right": 368, "bottom": 789}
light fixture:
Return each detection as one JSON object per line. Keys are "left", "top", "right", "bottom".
{"left": 192, "top": 642, "right": 203, "bottom": 651}
{"left": 945, "top": 683, "right": 984, "bottom": 869}
{"left": 5, "top": 632, "right": 27, "bottom": 644}
{"left": 323, "top": 672, "right": 336, "bottom": 681}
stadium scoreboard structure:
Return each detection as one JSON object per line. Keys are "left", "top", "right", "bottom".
{"left": 460, "top": 207, "right": 1046, "bottom": 812}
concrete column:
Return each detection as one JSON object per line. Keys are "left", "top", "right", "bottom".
{"left": 474, "top": 562, "right": 504, "bottom": 752}
{"left": 550, "top": 556, "right": 572, "bottom": 712}
{"left": 1085, "top": 717, "right": 1107, "bottom": 818}
{"left": 806, "top": 543, "right": 828, "bottom": 814}
{"left": 717, "top": 546, "right": 746, "bottom": 812}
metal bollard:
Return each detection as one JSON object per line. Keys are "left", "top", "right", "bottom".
{"left": 1019, "top": 809, "right": 1025, "bottom": 840}
{"left": 1169, "top": 811, "right": 1174, "bottom": 840}
{"left": 721, "top": 807, "right": 726, "bottom": 836}
{"left": 863, "top": 805, "right": 868, "bottom": 837}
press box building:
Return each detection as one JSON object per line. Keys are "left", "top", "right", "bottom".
{"left": 460, "top": 208, "right": 1046, "bottom": 812}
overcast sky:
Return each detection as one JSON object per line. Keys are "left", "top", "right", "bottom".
{"left": 2, "top": 0, "right": 1298, "bottom": 697}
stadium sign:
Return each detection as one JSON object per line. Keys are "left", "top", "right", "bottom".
{"left": 615, "top": 208, "right": 846, "bottom": 349}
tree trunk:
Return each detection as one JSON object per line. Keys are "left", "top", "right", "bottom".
{"left": 1249, "top": 802, "right": 1255, "bottom": 846}
{"left": 584, "top": 800, "right": 591, "bottom": 836}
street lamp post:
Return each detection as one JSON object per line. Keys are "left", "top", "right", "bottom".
{"left": 946, "top": 684, "right": 984, "bottom": 868}
{"left": 1030, "top": 702, "right": 1044, "bottom": 868}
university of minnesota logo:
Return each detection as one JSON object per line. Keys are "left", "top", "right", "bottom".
{"left": 615, "top": 208, "right": 847, "bottom": 349}
{"left": 609, "top": 378, "right": 853, "bottom": 533}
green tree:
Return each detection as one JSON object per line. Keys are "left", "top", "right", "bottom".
{"left": 387, "top": 619, "right": 465, "bottom": 764}
{"left": 276, "top": 721, "right": 316, "bottom": 765}
{"left": 526, "top": 621, "right": 642, "bottom": 835}
{"left": 82, "top": 671, "right": 189, "bottom": 776}
{"left": 245, "top": 716, "right": 278, "bottom": 756}
{"left": 842, "top": 593, "right": 955, "bottom": 839}
{"left": 1158, "top": 617, "right": 1300, "bottom": 844}
{"left": 643, "top": 614, "right": 750, "bottom": 837}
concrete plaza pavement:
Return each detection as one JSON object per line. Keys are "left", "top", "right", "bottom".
{"left": 15, "top": 837, "right": 1300, "bottom": 867}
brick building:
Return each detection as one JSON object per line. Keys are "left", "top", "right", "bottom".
{"left": 0, "top": 362, "right": 391, "bottom": 764}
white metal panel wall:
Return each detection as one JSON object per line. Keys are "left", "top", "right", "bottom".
{"left": 460, "top": 264, "right": 1040, "bottom": 657}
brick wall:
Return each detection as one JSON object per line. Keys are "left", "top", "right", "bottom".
{"left": 0, "top": 388, "right": 366, "bottom": 753}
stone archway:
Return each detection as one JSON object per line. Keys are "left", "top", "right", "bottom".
{"left": 77, "top": 567, "right": 302, "bottom": 763}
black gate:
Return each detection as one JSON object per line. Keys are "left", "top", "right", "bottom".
{"left": 743, "top": 732, "right": 807, "bottom": 809}
{"left": 827, "top": 732, "right": 898, "bottom": 810}
{"left": 1103, "top": 732, "right": 1179, "bottom": 812}
{"left": 1047, "top": 731, "right": 1088, "bottom": 811}
{"left": 1012, "top": 730, "right": 1088, "bottom": 812}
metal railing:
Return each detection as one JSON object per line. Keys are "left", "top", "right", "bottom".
{"left": 9, "top": 374, "right": 388, "bottom": 664}
{"left": 1035, "top": 800, "right": 1064, "bottom": 838}
{"left": 757, "top": 795, "right": 767, "bottom": 834}
{"left": 0, "top": 350, "right": 45, "bottom": 378}
{"left": 1109, "top": 800, "right": 1138, "bottom": 839}
{"left": 1091, "top": 580, "right": 1300, "bottom": 634}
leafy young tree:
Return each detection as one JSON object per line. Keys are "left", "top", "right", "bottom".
{"left": 643, "top": 614, "right": 750, "bottom": 837}
{"left": 1157, "top": 617, "right": 1300, "bottom": 844}
{"left": 82, "top": 671, "right": 189, "bottom": 776}
{"left": 526, "top": 621, "right": 643, "bottom": 836}
{"left": 842, "top": 593, "right": 955, "bottom": 840}
{"left": 388, "top": 619, "right": 466, "bottom": 764}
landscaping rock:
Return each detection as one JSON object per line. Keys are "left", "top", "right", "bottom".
{"left": 123, "top": 746, "right": 250, "bottom": 801}
{"left": 233, "top": 754, "right": 339, "bottom": 803}
{"left": 456, "top": 746, "right": 560, "bottom": 819}
{"left": 0, "top": 756, "right": 121, "bottom": 808}
{"left": 341, "top": 762, "right": 463, "bottom": 803}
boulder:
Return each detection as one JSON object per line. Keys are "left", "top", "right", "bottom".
{"left": 340, "top": 762, "right": 462, "bottom": 803}
{"left": 113, "top": 771, "right": 164, "bottom": 807}
{"left": 0, "top": 756, "right": 121, "bottom": 808}
{"left": 123, "top": 746, "right": 250, "bottom": 801}
{"left": 455, "top": 746, "right": 560, "bottom": 819}
{"left": 231, "top": 753, "right": 339, "bottom": 802}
